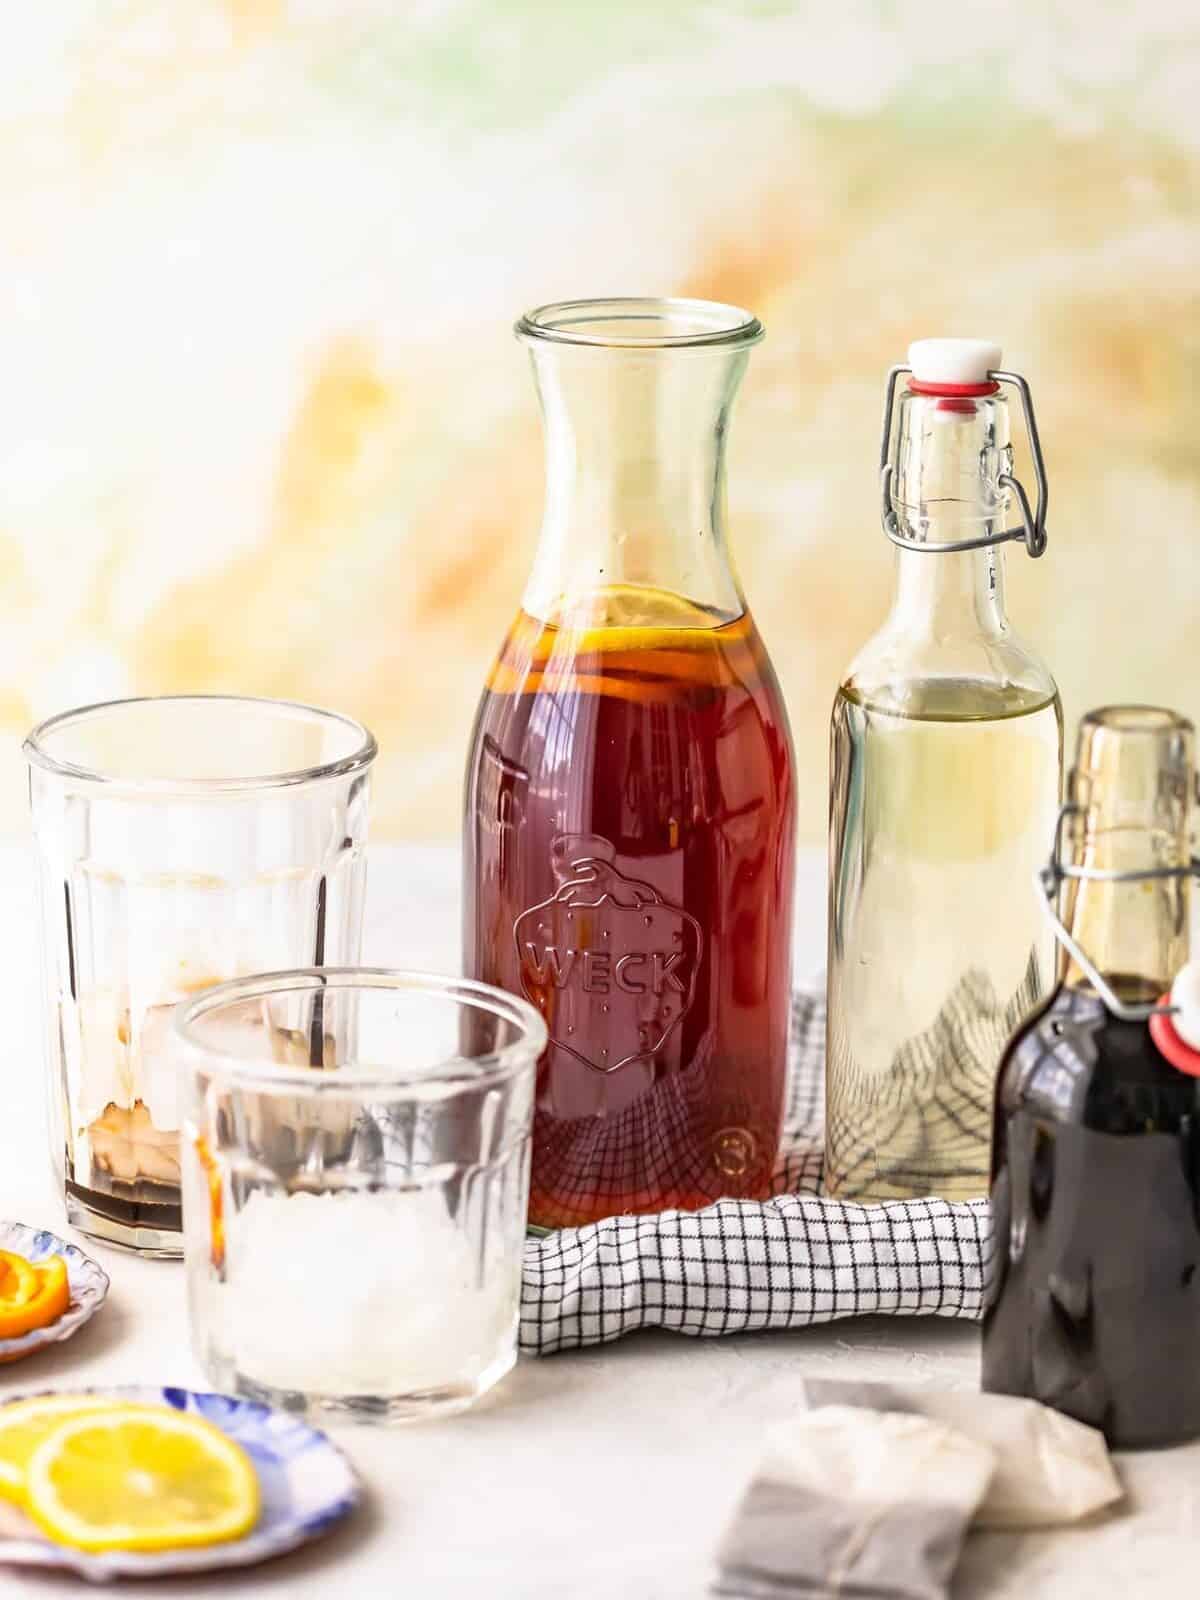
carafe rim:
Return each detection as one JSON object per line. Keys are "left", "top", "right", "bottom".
{"left": 515, "top": 296, "right": 764, "bottom": 351}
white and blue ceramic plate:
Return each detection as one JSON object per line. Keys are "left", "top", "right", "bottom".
{"left": 0, "top": 1384, "right": 361, "bottom": 1579}
{"left": 0, "top": 1222, "right": 109, "bottom": 1365}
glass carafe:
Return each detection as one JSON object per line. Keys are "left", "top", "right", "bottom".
{"left": 826, "top": 341, "right": 1063, "bottom": 1203}
{"left": 463, "top": 298, "right": 796, "bottom": 1230}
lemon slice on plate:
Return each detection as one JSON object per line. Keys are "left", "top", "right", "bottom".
{"left": 25, "top": 1403, "right": 260, "bottom": 1553}
{"left": 0, "top": 1394, "right": 119, "bottom": 1503}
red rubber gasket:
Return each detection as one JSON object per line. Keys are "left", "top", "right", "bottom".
{"left": 908, "top": 378, "right": 1000, "bottom": 397}
{"left": 1149, "top": 1000, "right": 1200, "bottom": 1077}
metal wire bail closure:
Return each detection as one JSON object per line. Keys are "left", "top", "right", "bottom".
{"left": 1036, "top": 803, "right": 1200, "bottom": 1023}
{"left": 879, "top": 365, "right": 1049, "bottom": 558}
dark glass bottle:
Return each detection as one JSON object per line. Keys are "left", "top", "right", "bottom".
{"left": 983, "top": 706, "right": 1200, "bottom": 1449}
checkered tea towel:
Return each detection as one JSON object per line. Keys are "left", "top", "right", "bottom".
{"left": 519, "top": 985, "right": 992, "bottom": 1355}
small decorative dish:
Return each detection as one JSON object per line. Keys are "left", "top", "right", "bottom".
{"left": 0, "top": 1222, "right": 109, "bottom": 1365}
{"left": 0, "top": 1384, "right": 361, "bottom": 1579}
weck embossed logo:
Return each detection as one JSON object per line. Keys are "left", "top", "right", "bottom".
{"left": 513, "top": 834, "right": 702, "bottom": 1074}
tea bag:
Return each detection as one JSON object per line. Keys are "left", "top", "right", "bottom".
{"left": 802, "top": 1381, "right": 1123, "bottom": 1529}
{"left": 713, "top": 1405, "right": 995, "bottom": 1600}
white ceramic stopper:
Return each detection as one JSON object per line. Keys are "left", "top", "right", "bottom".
{"left": 908, "top": 338, "right": 1002, "bottom": 386}
{"left": 1169, "top": 960, "right": 1200, "bottom": 1050}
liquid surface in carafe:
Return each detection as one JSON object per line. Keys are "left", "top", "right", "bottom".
{"left": 826, "top": 676, "right": 1062, "bottom": 1202}
{"left": 463, "top": 585, "right": 795, "bottom": 1229}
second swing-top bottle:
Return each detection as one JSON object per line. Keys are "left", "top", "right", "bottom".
{"left": 826, "top": 339, "right": 1063, "bottom": 1202}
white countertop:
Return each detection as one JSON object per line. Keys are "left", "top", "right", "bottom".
{"left": 1, "top": 842, "right": 1196, "bottom": 1599}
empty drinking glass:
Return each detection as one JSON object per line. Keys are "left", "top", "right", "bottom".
{"left": 175, "top": 969, "right": 546, "bottom": 1422}
{"left": 24, "top": 695, "right": 376, "bottom": 1256}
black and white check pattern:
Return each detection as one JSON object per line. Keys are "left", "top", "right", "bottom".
{"left": 520, "top": 986, "right": 992, "bottom": 1355}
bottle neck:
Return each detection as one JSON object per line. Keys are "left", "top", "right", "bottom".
{"left": 891, "top": 543, "right": 1009, "bottom": 643}
{"left": 522, "top": 342, "right": 748, "bottom": 626}
{"left": 888, "top": 386, "right": 1013, "bottom": 643}
{"left": 1061, "top": 709, "right": 1194, "bottom": 998}
{"left": 1064, "top": 848, "right": 1190, "bottom": 1001}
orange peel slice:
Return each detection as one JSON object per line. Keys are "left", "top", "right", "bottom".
{"left": 0, "top": 1256, "right": 71, "bottom": 1340}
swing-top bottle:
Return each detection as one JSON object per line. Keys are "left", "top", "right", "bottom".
{"left": 826, "top": 339, "right": 1063, "bottom": 1202}
{"left": 984, "top": 705, "right": 1200, "bottom": 1448}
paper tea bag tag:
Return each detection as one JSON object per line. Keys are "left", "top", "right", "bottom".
{"left": 514, "top": 834, "right": 701, "bottom": 1075}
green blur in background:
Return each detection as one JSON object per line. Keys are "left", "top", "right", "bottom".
{"left": 1, "top": 1, "right": 1197, "bottom": 838}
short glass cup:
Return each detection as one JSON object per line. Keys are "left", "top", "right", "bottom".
{"left": 175, "top": 969, "right": 546, "bottom": 1423}
{"left": 24, "top": 695, "right": 376, "bottom": 1256}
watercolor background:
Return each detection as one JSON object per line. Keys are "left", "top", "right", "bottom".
{"left": 2, "top": 1, "right": 1198, "bottom": 840}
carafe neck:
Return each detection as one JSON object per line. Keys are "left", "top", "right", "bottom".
{"left": 517, "top": 301, "right": 762, "bottom": 627}
{"left": 1061, "top": 707, "right": 1194, "bottom": 998}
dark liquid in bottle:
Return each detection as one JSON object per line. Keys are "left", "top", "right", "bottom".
{"left": 463, "top": 590, "right": 796, "bottom": 1229}
{"left": 983, "top": 980, "right": 1200, "bottom": 1448}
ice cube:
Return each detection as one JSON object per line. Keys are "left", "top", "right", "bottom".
{"left": 88, "top": 1101, "right": 180, "bottom": 1185}
{"left": 77, "top": 985, "right": 134, "bottom": 1124}
{"left": 220, "top": 1187, "right": 518, "bottom": 1395}
{"left": 135, "top": 1001, "right": 188, "bottom": 1133}
{"left": 137, "top": 990, "right": 304, "bottom": 1131}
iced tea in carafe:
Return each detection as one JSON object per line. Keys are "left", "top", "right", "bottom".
{"left": 463, "top": 300, "right": 796, "bottom": 1230}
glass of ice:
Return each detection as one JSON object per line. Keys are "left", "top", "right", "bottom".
{"left": 175, "top": 969, "right": 545, "bottom": 1422}
{"left": 24, "top": 695, "right": 376, "bottom": 1257}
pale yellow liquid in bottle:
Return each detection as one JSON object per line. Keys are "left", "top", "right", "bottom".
{"left": 825, "top": 678, "right": 1063, "bottom": 1202}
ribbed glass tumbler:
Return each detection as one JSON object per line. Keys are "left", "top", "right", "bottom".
{"left": 24, "top": 695, "right": 376, "bottom": 1256}
{"left": 175, "top": 970, "right": 545, "bottom": 1423}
